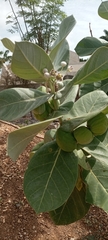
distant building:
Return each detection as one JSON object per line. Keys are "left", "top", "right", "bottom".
{"left": 66, "top": 50, "right": 85, "bottom": 76}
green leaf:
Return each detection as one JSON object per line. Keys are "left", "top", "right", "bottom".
{"left": 51, "top": 40, "right": 69, "bottom": 71}
{"left": 49, "top": 102, "right": 74, "bottom": 119}
{"left": 0, "top": 88, "right": 52, "bottom": 121}
{"left": 102, "top": 106, "right": 108, "bottom": 114}
{"left": 98, "top": 1, "right": 108, "bottom": 20}
{"left": 72, "top": 47, "right": 108, "bottom": 85}
{"left": 24, "top": 141, "right": 78, "bottom": 213}
{"left": 1, "top": 38, "right": 15, "bottom": 52}
{"left": 83, "top": 135, "right": 108, "bottom": 164}
{"left": 82, "top": 154, "right": 108, "bottom": 213}
{"left": 75, "top": 37, "right": 104, "bottom": 56}
{"left": 79, "top": 83, "right": 94, "bottom": 97}
{"left": 11, "top": 41, "right": 53, "bottom": 82}
{"left": 62, "top": 90, "right": 108, "bottom": 130}
{"left": 76, "top": 149, "right": 90, "bottom": 170}
{"left": 94, "top": 78, "right": 108, "bottom": 93}
{"left": 93, "top": 130, "right": 108, "bottom": 149}
{"left": 7, "top": 117, "right": 59, "bottom": 161}
{"left": 50, "top": 186, "right": 90, "bottom": 225}
{"left": 50, "top": 15, "right": 76, "bottom": 63}
{"left": 80, "top": 78, "right": 108, "bottom": 97}
{"left": 58, "top": 80, "right": 79, "bottom": 104}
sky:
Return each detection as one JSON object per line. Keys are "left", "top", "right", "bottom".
{"left": 0, "top": 0, "right": 108, "bottom": 53}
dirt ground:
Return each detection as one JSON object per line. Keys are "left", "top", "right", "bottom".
{"left": 0, "top": 120, "right": 108, "bottom": 240}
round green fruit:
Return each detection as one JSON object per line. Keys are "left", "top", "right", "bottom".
{"left": 49, "top": 98, "right": 60, "bottom": 110}
{"left": 33, "top": 110, "right": 49, "bottom": 121}
{"left": 33, "top": 103, "right": 46, "bottom": 114}
{"left": 56, "top": 127, "right": 77, "bottom": 152}
{"left": 73, "top": 126, "right": 93, "bottom": 145}
{"left": 87, "top": 113, "right": 108, "bottom": 136}
{"left": 44, "top": 129, "right": 56, "bottom": 143}
{"left": 45, "top": 101, "right": 53, "bottom": 114}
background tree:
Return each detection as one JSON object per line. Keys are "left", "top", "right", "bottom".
{"left": 0, "top": 50, "right": 11, "bottom": 68}
{"left": 100, "top": 29, "right": 108, "bottom": 42}
{"left": 5, "top": 0, "right": 67, "bottom": 52}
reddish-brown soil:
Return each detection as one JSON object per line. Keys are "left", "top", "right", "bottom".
{"left": 0, "top": 121, "right": 108, "bottom": 240}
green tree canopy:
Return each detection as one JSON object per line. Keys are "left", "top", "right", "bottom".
{"left": 100, "top": 29, "right": 108, "bottom": 42}
{"left": 5, "top": 0, "right": 67, "bottom": 52}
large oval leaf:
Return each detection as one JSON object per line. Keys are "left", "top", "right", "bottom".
{"left": 82, "top": 155, "right": 108, "bottom": 213}
{"left": 62, "top": 90, "right": 108, "bottom": 130}
{"left": 75, "top": 37, "right": 104, "bottom": 57}
{"left": 50, "top": 186, "right": 90, "bottom": 225}
{"left": 58, "top": 80, "right": 79, "bottom": 104}
{"left": 24, "top": 141, "right": 78, "bottom": 213}
{"left": 1, "top": 38, "right": 15, "bottom": 52}
{"left": 11, "top": 41, "right": 53, "bottom": 82}
{"left": 72, "top": 47, "right": 108, "bottom": 85}
{"left": 0, "top": 88, "right": 52, "bottom": 121}
{"left": 51, "top": 40, "right": 70, "bottom": 71}
{"left": 50, "top": 15, "right": 76, "bottom": 64}
{"left": 83, "top": 134, "right": 108, "bottom": 165}
{"left": 81, "top": 131, "right": 108, "bottom": 213}
{"left": 7, "top": 117, "right": 59, "bottom": 161}
{"left": 98, "top": 1, "right": 108, "bottom": 20}
{"left": 79, "top": 78, "right": 108, "bottom": 97}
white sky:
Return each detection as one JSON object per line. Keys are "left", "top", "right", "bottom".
{"left": 0, "top": 0, "right": 108, "bottom": 52}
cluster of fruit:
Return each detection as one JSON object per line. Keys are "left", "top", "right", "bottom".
{"left": 56, "top": 112, "right": 108, "bottom": 152}
{"left": 30, "top": 113, "right": 108, "bottom": 157}
{"left": 33, "top": 100, "right": 53, "bottom": 121}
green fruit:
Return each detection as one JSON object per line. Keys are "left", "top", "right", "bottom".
{"left": 87, "top": 113, "right": 108, "bottom": 136}
{"left": 56, "top": 127, "right": 77, "bottom": 152}
{"left": 44, "top": 129, "right": 56, "bottom": 143}
{"left": 73, "top": 126, "right": 93, "bottom": 145}
{"left": 49, "top": 98, "right": 60, "bottom": 110}
{"left": 45, "top": 101, "right": 53, "bottom": 114}
{"left": 33, "top": 110, "right": 49, "bottom": 121}
{"left": 33, "top": 103, "right": 46, "bottom": 114}
{"left": 33, "top": 102, "right": 50, "bottom": 121}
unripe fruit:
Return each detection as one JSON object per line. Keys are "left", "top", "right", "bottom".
{"left": 56, "top": 127, "right": 77, "bottom": 152}
{"left": 73, "top": 126, "right": 93, "bottom": 145}
{"left": 87, "top": 113, "right": 108, "bottom": 136}
{"left": 45, "top": 101, "right": 53, "bottom": 114}
{"left": 33, "top": 110, "right": 49, "bottom": 121}
{"left": 49, "top": 98, "right": 60, "bottom": 110}
{"left": 33, "top": 103, "right": 46, "bottom": 114}
{"left": 44, "top": 129, "right": 56, "bottom": 143}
